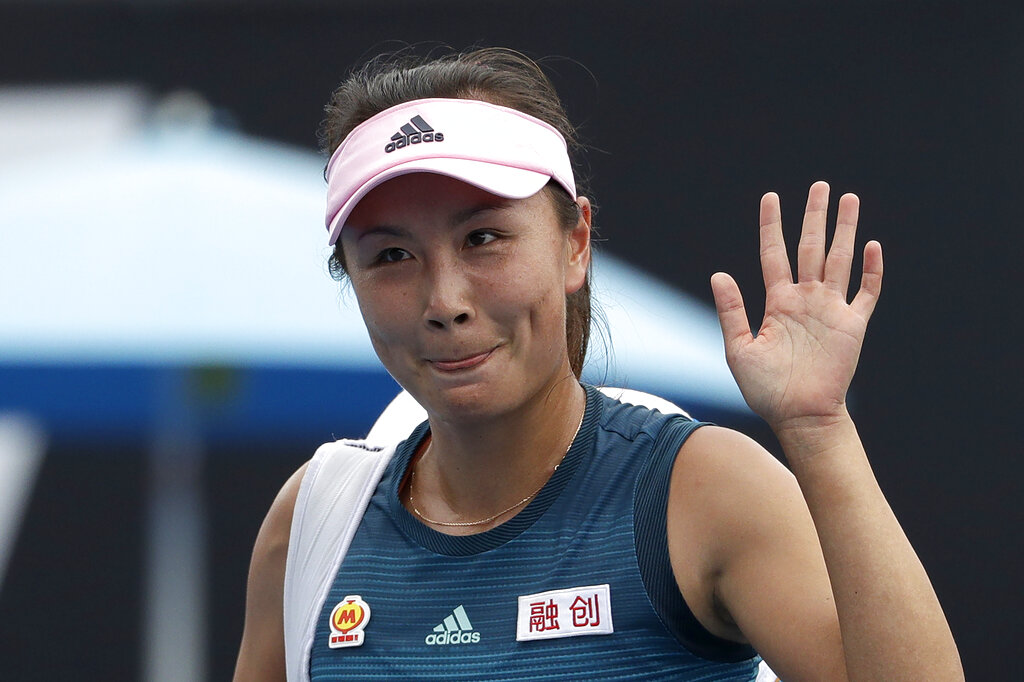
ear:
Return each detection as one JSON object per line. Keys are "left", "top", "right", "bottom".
{"left": 565, "top": 196, "right": 592, "bottom": 295}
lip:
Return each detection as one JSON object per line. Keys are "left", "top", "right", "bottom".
{"left": 428, "top": 347, "right": 496, "bottom": 372}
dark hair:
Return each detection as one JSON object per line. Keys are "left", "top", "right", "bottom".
{"left": 321, "top": 47, "right": 593, "bottom": 378}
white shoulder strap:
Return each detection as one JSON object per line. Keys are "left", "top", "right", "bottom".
{"left": 596, "top": 386, "right": 691, "bottom": 419}
{"left": 283, "top": 438, "right": 396, "bottom": 682}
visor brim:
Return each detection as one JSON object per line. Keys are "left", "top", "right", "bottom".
{"left": 327, "top": 158, "right": 556, "bottom": 245}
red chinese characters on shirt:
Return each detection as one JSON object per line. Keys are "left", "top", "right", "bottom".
{"left": 516, "top": 585, "right": 612, "bottom": 641}
{"left": 529, "top": 599, "right": 560, "bottom": 632}
{"left": 570, "top": 593, "right": 601, "bottom": 628}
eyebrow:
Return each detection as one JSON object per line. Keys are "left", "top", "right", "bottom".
{"left": 356, "top": 225, "right": 409, "bottom": 242}
{"left": 451, "top": 200, "right": 512, "bottom": 225}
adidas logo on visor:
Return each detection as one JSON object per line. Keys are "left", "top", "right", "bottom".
{"left": 424, "top": 605, "right": 481, "bottom": 646}
{"left": 384, "top": 114, "right": 444, "bottom": 153}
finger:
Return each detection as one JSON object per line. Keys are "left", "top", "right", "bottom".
{"left": 797, "top": 181, "right": 830, "bottom": 283}
{"left": 851, "top": 240, "right": 883, "bottom": 321}
{"left": 824, "top": 192, "right": 860, "bottom": 298}
{"left": 759, "top": 192, "right": 793, "bottom": 292}
{"left": 711, "top": 271, "right": 753, "bottom": 355}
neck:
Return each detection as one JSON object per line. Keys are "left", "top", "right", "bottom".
{"left": 406, "top": 377, "right": 587, "bottom": 534}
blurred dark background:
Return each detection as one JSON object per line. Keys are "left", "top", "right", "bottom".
{"left": 0, "top": 1, "right": 1020, "bottom": 679}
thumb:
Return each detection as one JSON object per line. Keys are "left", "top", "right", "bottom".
{"left": 711, "top": 272, "right": 752, "bottom": 353}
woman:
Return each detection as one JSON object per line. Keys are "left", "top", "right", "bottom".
{"left": 235, "top": 48, "right": 962, "bottom": 681}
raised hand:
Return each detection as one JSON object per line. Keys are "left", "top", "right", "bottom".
{"left": 710, "top": 181, "right": 883, "bottom": 432}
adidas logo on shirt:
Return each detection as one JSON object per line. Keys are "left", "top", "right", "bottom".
{"left": 384, "top": 115, "right": 444, "bottom": 153}
{"left": 424, "top": 605, "right": 481, "bottom": 645}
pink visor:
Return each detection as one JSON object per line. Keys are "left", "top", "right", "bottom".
{"left": 324, "top": 98, "right": 576, "bottom": 245}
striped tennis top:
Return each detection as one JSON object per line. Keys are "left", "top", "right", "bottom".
{"left": 309, "top": 384, "right": 760, "bottom": 680}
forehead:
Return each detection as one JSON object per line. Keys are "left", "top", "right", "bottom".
{"left": 344, "top": 173, "right": 555, "bottom": 233}
{"left": 350, "top": 173, "right": 500, "bottom": 219}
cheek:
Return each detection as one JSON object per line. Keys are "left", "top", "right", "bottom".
{"left": 352, "top": 282, "right": 411, "bottom": 351}
{"left": 479, "top": 253, "right": 567, "bottom": 335}
{"left": 358, "top": 294, "right": 422, "bottom": 385}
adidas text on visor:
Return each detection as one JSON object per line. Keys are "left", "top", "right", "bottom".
{"left": 324, "top": 98, "right": 577, "bottom": 245}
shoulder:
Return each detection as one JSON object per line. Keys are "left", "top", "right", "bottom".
{"left": 255, "top": 461, "right": 310, "bottom": 573}
{"left": 670, "top": 426, "right": 805, "bottom": 577}
{"left": 666, "top": 427, "right": 795, "bottom": 637}
{"left": 251, "top": 460, "right": 311, "bottom": 605}
{"left": 233, "top": 461, "right": 309, "bottom": 682}
{"left": 672, "top": 426, "right": 798, "bottom": 528}
{"left": 667, "top": 427, "right": 845, "bottom": 676}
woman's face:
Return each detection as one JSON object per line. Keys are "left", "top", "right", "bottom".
{"left": 340, "top": 173, "right": 590, "bottom": 423}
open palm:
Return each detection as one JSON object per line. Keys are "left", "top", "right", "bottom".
{"left": 711, "top": 182, "right": 884, "bottom": 430}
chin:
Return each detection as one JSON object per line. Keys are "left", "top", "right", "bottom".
{"left": 422, "top": 384, "right": 508, "bottom": 422}
{"left": 405, "top": 376, "right": 526, "bottom": 425}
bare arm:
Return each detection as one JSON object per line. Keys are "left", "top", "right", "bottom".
{"left": 777, "top": 410, "right": 957, "bottom": 680}
{"left": 691, "top": 182, "right": 961, "bottom": 680}
{"left": 670, "top": 425, "right": 848, "bottom": 681}
{"left": 233, "top": 462, "right": 308, "bottom": 682}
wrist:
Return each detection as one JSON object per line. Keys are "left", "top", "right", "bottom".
{"left": 770, "top": 408, "right": 860, "bottom": 469}
{"left": 770, "top": 406, "right": 852, "bottom": 438}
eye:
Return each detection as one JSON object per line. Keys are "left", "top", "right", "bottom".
{"left": 377, "top": 247, "right": 411, "bottom": 264}
{"left": 466, "top": 230, "right": 498, "bottom": 247}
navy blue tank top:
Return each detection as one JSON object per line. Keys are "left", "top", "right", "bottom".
{"left": 310, "top": 385, "right": 759, "bottom": 680}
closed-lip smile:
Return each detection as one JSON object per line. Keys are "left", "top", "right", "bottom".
{"left": 428, "top": 348, "right": 495, "bottom": 371}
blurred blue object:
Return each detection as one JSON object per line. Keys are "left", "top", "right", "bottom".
{"left": 0, "top": 86, "right": 748, "bottom": 442}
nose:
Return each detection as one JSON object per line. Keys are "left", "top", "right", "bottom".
{"left": 423, "top": 258, "right": 473, "bottom": 330}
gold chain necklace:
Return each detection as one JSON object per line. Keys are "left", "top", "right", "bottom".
{"left": 409, "top": 407, "right": 586, "bottom": 528}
